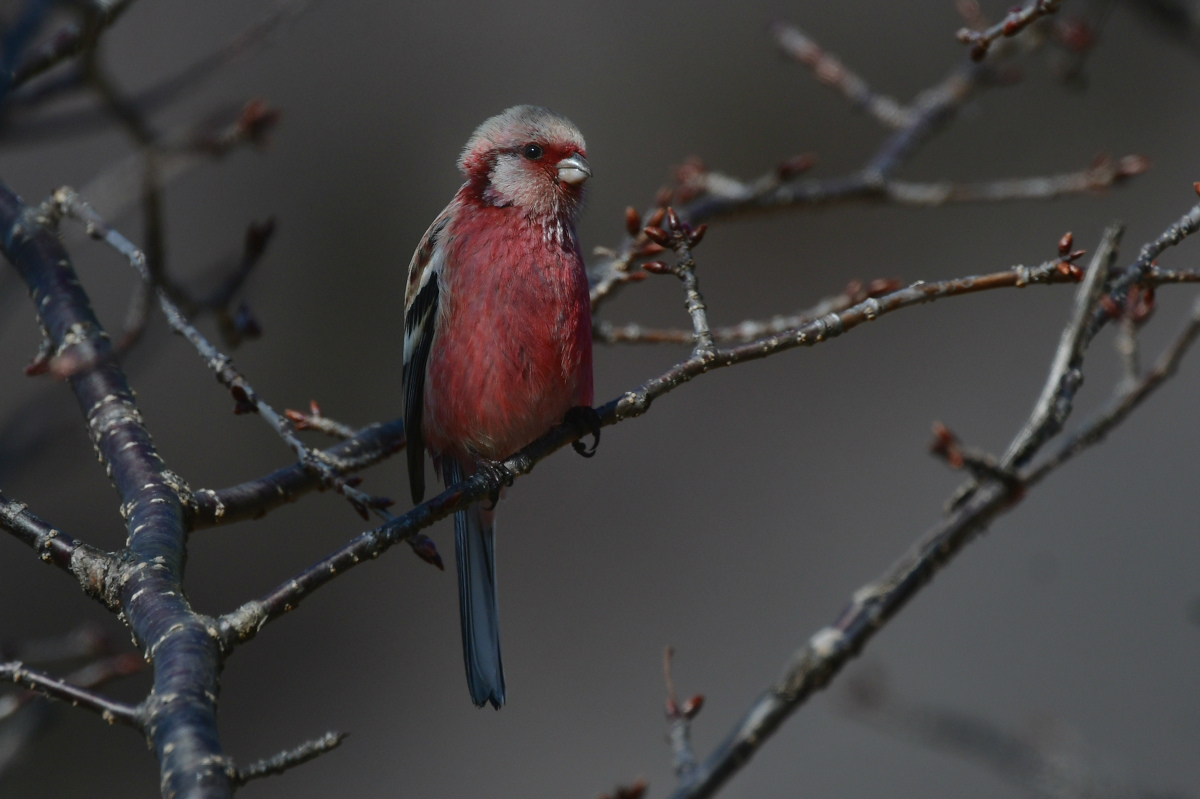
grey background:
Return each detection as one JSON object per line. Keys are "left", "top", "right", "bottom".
{"left": 2, "top": 1, "right": 1200, "bottom": 797}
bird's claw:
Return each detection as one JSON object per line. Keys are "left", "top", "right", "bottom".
{"left": 564, "top": 405, "right": 601, "bottom": 458}
{"left": 476, "top": 458, "right": 515, "bottom": 510}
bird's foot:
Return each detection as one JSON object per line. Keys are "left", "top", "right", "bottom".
{"left": 564, "top": 405, "right": 601, "bottom": 458}
{"left": 475, "top": 458, "right": 515, "bottom": 510}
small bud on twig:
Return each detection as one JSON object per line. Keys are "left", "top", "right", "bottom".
{"left": 1057, "top": 232, "right": 1073, "bottom": 256}
{"left": 624, "top": 207, "right": 641, "bottom": 237}
{"left": 665, "top": 207, "right": 681, "bottom": 232}
{"left": 929, "top": 421, "right": 964, "bottom": 469}
{"left": 643, "top": 226, "right": 670, "bottom": 247}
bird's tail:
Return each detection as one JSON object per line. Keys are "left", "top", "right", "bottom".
{"left": 444, "top": 459, "right": 506, "bottom": 709}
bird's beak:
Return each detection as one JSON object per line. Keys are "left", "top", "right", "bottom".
{"left": 556, "top": 153, "right": 592, "bottom": 186}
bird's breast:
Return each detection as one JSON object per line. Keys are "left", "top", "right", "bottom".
{"left": 422, "top": 207, "right": 593, "bottom": 462}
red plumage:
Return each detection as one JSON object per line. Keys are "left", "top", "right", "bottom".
{"left": 402, "top": 106, "right": 594, "bottom": 708}
{"left": 423, "top": 195, "right": 593, "bottom": 463}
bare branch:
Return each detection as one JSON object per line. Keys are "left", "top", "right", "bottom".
{"left": 588, "top": 22, "right": 1145, "bottom": 312}
{"left": 597, "top": 260, "right": 1082, "bottom": 347}
{"left": 1002, "top": 224, "right": 1123, "bottom": 470}
{"left": 885, "top": 154, "right": 1148, "bottom": 205}
{"left": 215, "top": 246, "right": 1095, "bottom": 651}
{"left": 4, "top": 0, "right": 306, "bottom": 144}
{"left": 284, "top": 400, "right": 358, "bottom": 440}
{"left": 0, "top": 182, "right": 231, "bottom": 798}
{"left": 0, "top": 661, "right": 141, "bottom": 728}
{"left": 191, "top": 419, "right": 406, "bottom": 528}
{"left": 956, "top": 0, "right": 1064, "bottom": 61}
{"left": 659, "top": 210, "right": 1200, "bottom": 799}
{"left": 663, "top": 648, "right": 703, "bottom": 783}
{"left": 230, "top": 731, "right": 347, "bottom": 787}
{"left": 770, "top": 21, "right": 913, "bottom": 128}
{"left": 0, "top": 492, "right": 121, "bottom": 608}
{"left": 50, "top": 187, "right": 369, "bottom": 516}
{"left": 1025, "top": 293, "right": 1200, "bottom": 485}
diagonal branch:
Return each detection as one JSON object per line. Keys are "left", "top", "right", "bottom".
{"left": 50, "top": 187, "right": 371, "bottom": 515}
{"left": 1025, "top": 293, "right": 1200, "bottom": 485}
{"left": 1002, "top": 224, "right": 1122, "bottom": 469}
{"left": 214, "top": 243, "right": 1094, "bottom": 651}
{"left": 588, "top": 21, "right": 1145, "bottom": 312}
{"left": 0, "top": 492, "right": 119, "bottom": 607}
{"left": 0, "top": 661, "right": 141, "bottom": 728}
{"left": 658, "top": 209, "right": 1200, "bottom": 799}
{"left": 191, "top": 419, "right": 406, "bottom": 528}
{"left": 230, "top": 731, "right": 347, "bottom": 787}
{"left": 771, "top": 21, "right": 913, "bottom": 128}
{"left": 956, "top": 0, "right": 1064, "bottom": 61}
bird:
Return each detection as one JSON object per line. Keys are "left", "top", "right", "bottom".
{"left": 402, "top": 105, "right": 598, "bottom": 708}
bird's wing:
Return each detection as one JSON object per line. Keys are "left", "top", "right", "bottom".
{"left": 402, "top": 209, "right": 451, "bottom": 505}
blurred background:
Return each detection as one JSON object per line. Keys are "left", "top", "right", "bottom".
{"left": 2, "top": 1, "right": 1200, "bottom": 796}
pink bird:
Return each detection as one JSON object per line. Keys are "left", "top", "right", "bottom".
{"left": 403, "top": 106, "right": 598, "bottom": 708}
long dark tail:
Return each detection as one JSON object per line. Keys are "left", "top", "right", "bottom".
{"left": 444, "top": 460, "right": 505, "bottom": 709}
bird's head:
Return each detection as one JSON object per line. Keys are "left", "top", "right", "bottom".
{"left": 458, "top": 105, "right": 590, "bottom": 220}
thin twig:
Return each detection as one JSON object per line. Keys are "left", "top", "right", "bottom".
{"left": 587, "top": 21, "right": 1144, "bottom": 313}
{"left": 3, "top": 0, "right": 306, "bottom": 144}
{"left": 230, "top": 731, "right": 347, "bottom": 787}
{"left": 956, "top": 0, "right": 1064, "bottom": 61}
{"left": 215, "top": 249, "right": 1092, "bottom": 650}
{"left": 663, "top": 648, "right": 702, "bottom": 783}
{"left": 597, "top": 260, "right": 1084, "bottom": 346}
{"left": 284, "top": 401, "right": 358, "bottom": 440}
{"left": 0, "top": 652, "right": 144, "bottom": 724}
{"left": 642, "top": 210, "right": 715, "bottom": 360}
{"left": 191, "top": 419, "right": 406, "bottom": 528}
{"left": 78, "top": 99, "right": 280, "bottom": 223}
{"left": 50, "top": 188, "right": 366, "bottom": 506}
{"left": 885, "top": 155, "right": 1147, "bottom": 205}
{"left": 771, "top": 21, "right": 913, "bottom": 128}
{"left": 659, "top": 214, "right": 1200, "bottom": 799}
{"left": 0, "top": 492, "right": 120, "bottom": 607}
{"left": 1002, "top": 224, "right": 1122, "bottom": 470}
{"left": 1025, "top": 293, "right": 1200, "bottom": 485}
{"left": 0, "top": 662, "right": 141, "bottom": 728}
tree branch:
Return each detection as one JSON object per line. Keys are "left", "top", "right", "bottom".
{"left": 230, "top": 731, "right": 347, "bottom": 787}
{"left": 659, "top": 207, "right": 1200, "bottom": 799}
{"left": 956, "top": 0, "right": 1064, "bottom": 61}
{"left": 587, "top": 21, "right": 1144, "bottom": 312}
{"left": 0, "top": 661, "right": 141, "bottom": 728}
{"left": 0, "top": 182, "right": 231, "bottom": 799}
{"left": 0, "top": 492, "right": 120, "bottom": 607}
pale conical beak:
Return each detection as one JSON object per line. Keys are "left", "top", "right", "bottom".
{"left": 556, "top": 153, "right": 592, "bottom": 185}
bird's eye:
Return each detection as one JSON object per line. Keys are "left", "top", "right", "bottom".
{"left": 522, "top": 143, "right": 543, "bottom": 160}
